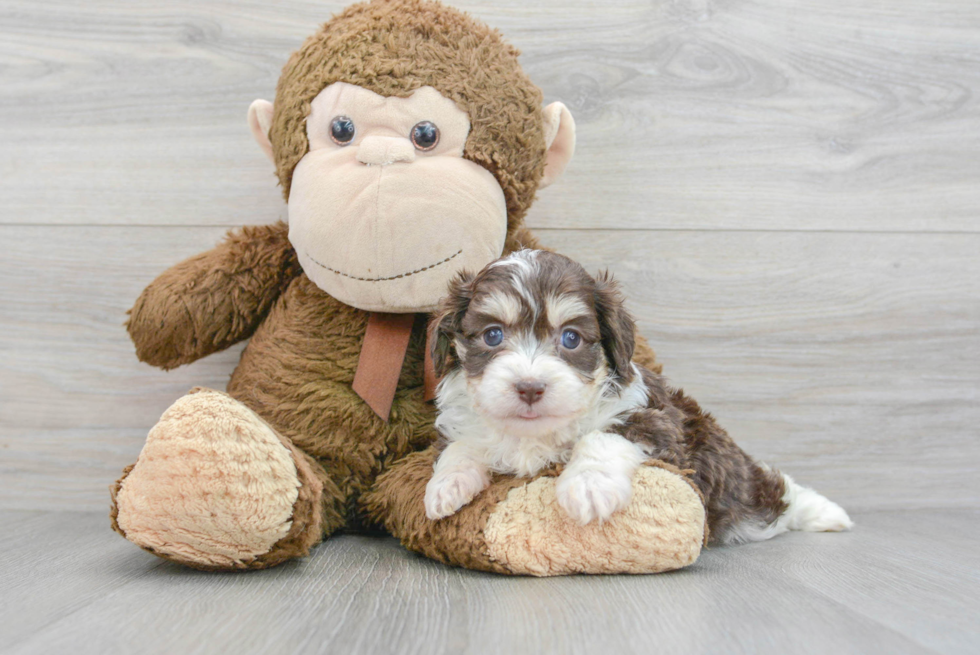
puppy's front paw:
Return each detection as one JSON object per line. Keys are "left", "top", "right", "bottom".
{"left": 425, "top": 467, "right": 488, "bottom": 520}
{"left": 556, "top": 468, "right": 634, "bottom": 525}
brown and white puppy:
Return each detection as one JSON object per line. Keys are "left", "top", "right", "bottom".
{"left": 425, "top": 250, "right": 853, "bottom": 544}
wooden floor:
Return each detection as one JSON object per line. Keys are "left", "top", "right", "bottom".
{"left": 1, "top": 509, "right": 977, "bottom": 655}
{"left": 2, "top": 0, "right": 979, "bottom": 652}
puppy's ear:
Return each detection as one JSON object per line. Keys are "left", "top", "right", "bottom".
{"left": 430, "top": 270, "right": 476, "bottom": 377}
{"left": 593, "top": 270, "right": 636, "bottom": 384}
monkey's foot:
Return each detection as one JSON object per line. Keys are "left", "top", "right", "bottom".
{"left": 366, "top": 450, "right": 706, "bottom": 576}
{"left": 110, "top": 388, "right": 323, "bottom": 570}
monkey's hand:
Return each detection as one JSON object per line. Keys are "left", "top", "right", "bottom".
{"left": 127, "top": 222, "right": 301, "bottom": 369}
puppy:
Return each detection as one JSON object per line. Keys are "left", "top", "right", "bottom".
{"left": 424, "top": 250, "right": 853, "bottom": 544}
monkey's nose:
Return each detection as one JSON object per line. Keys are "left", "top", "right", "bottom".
{"left": 515, "top": 380, "right": 547, "bottom": 405}
{"left": 356, "top": 136, "right": 416, "bottom": 166}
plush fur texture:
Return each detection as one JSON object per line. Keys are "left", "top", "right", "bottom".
{"left": 127, "top": 223, "right": 302, "bottom": 370}
{"left": 363, "top": 449, "right": 706, "bottom": 576}
{"left": 110, "top": 0, "right": 695, "bottom": 575}
{"left": 483, "top": 462, "right": 705, "bottom": 575}
{"left": 111, "top": 388, "right": 324, "bottom": 570}
{"left": 271, "top": 0, "right": 547, "bottom": 233}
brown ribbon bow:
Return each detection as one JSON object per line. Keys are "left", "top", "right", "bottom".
{"left": 352, "top": 312, "right": 439, "bottom": 421}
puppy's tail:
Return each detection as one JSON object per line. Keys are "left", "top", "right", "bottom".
{"left": 777, "top": 473, "right": 854, "bottom": 534}
{"left": 725, "top": 472, "right": 853, "bottom": 544}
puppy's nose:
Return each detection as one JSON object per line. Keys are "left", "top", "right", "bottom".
{"left": 515, "top": 380, "right": 547, "bottom": 405}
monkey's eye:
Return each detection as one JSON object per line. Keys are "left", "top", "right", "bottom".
{"left": 329, "top": 116, "right": 355, "bottom": 145}
{"left": 561, "top": 329, "right": 581, "bottom": 350}
{"left": 483, "top": 326, "right": 504, "bottom": 347}
{"left": 411, "top": 121, "right": 440, "bottom": 151}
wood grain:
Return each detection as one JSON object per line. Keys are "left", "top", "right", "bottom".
{"left": 1, "top": 0, "right": 978, "bottom": 231}
{"left": 5, "top": 509, "right": 976, "bottom": 654}
{"left": 2, "top": 2, "right": 978, "bottom": 652}
{"left": 0, "top": 511, "right": 167, "bottom": 649}
{"left": 723, "top": 508, "right": 980, "bottom": 654}
{"left": 1, "top": 225, "right": 977, "bottom": 511}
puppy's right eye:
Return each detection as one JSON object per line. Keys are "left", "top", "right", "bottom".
{"left": 483, "top": 327, "right": 504, "bottom": 347}
{"left": 561, "top": 329, "right": 581, "bottom": 350}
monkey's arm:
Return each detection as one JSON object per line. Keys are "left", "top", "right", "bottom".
{"left": 127, "top": 221, "right": 302, "bottom": 370}
{"left": 364, "top": 446, "right": 706, "bottom": 575}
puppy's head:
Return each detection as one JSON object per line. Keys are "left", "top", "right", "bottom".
{"left": 430, "top": 250, "right": 636, "bottom": 437}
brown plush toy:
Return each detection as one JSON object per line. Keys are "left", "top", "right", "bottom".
{"left": 109, "top": 0, "right": 707, "bottom": 575}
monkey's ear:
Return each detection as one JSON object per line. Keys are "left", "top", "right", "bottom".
{"left": 593, "top": 270, "right": 636, "bottom": 384}
{"left": 429, "top": 271, "right": 476, "bottom": 377}
{"left": 539, "top": 102, "right": 576, "bottom": 189}
{"left": 248, "top": 99, "right": 275, "bottom": 164}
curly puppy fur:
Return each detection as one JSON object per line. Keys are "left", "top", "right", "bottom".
{"left": 428, "top": 250, "right": 853, "bottom": 544}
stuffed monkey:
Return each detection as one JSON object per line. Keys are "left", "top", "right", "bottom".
{"left": 110, "top": 0, "right": 707, "bottom": 575}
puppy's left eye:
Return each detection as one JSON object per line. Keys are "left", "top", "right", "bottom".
{"left": 561, "top": 329, "right": 581, "bottom": 349}
{"left": 483, "top": 327, "right": 504, "bottom": 347}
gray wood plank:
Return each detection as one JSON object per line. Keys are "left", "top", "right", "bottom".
{"left": 718, "top": 509, "right": 980, "bottom": 654}
{"left": 1, "top": 0, "right": 978, "bottom": 232}
{"left": 2, "top": 225, "right": 977, "bottom": 512}
{"left": 0, "top": 511, "right": 166, "bottom": 650}
{"left": 529, "top": 0, "right": 980, "bottom": 233}
{"left": 1, "top": 428, "right": 168, "bottom": 512}
{"left": 9, "top": 510, "right": 971, "bottom": 655}
{"left": 0, "top": 225, "right": 241, "bottom": 433}
{"left": 0, "top": 510, "right": 45, "bottom": 530}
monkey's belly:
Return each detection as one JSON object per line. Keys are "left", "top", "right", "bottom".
{"left": 226, "top": 274, "right": 437, "bottom": 492}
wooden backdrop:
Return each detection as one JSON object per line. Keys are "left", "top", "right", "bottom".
{"left": 1, "top": 0, "right": 977, "bottom": 512}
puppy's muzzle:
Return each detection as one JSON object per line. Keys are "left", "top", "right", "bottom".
{"left": 515, "top": 380, "right": 547, "bottom": 405}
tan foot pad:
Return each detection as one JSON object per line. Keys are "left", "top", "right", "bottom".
{"left": 484, "top": 464, "right": 706, "bottom": 576}
{"left": 113, "top": 389, "right": 302, "bottom": 569}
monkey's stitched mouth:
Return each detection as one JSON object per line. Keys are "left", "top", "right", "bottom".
{"left": 304, "top": 249, "right": 462, "bottom": 282}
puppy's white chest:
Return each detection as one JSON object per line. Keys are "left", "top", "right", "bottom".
{"left": 483, "top": 429, "right": 577, "bottom": 477}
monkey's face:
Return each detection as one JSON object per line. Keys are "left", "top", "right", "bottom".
{"left": 286, "top": 82, "right": 508, "bottom": 313}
